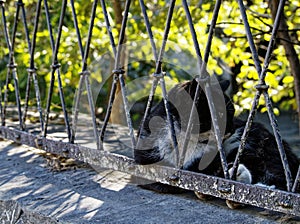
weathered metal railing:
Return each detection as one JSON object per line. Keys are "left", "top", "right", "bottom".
{"left": 0, "top": 0, "right": 299, "bottom": 216}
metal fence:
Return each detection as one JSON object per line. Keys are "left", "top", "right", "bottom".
{"left": 0, "top": 0, "right": 299, "bottom": 216}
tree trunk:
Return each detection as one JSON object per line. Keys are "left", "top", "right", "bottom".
{"left": 269, "top": 0, "right": 300, "bottom": 133}
{"left": 110, "top": 0, "right": 128, "bottom": 126}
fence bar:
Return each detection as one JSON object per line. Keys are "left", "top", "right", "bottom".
{"left": 231, "top": 90, "right": 260, "bottom": 180}
{"left": 135, "top": 0, "right": 159, "bottom": 151}
{"left": 98, "top": 0, "right": 117, "bottom": 147}
{"left": 180, "top": 0, "right": 230, "bottom": 179}
{"left": 292, "top": 166, "right": 300, "bottom": 193}
{"left": 259, "top": 0, "right": 293, "bottom": 191}
{"left": 100, "top": 75, "right": 118, "bottom": 144}
{"left": 43, "top": 0, "right": 72, "bottom": 142}
{"left": 69, "top": 0, "right": 84, "bottom": 144}
{"left": 115, "top": 0, "right": 136, "bottom": 149}
{"left": 154, "top": 0, "right": 179, "bottom": 167}
{"left": 70, "top": 0, "right": 84, "bottom": 57}
{"left": 138, "top": 0, "right": 158, "bottom": 61}
{"left": 42, "top": 0, "right": 57, "bottom": 137}
{"left": 98, "top": 0, "right": 121, "bottom": 146}
{"left": 1, "top": 0, "right": 23, "bottom": 130}
{"left": 22, "top": 0, "right": 44, "bottom": 132}
{"left": 100, "top": 0, "right": 117, "bottom": 56}
{"left": 263, "top": 91, "right": 293, "bottom": 190}
{"left": 230, "top": 0, "right": 264, "bottom": 180}
{"left": 100, "top": 0, "right": 137, "bottom": 149}
{"left": 0, "top": 126, "right": 299, "bottom": 216}
{"left": 71, "top": 0, "right": 100, "bottom": 149}
{"left": 233, "top": 0, "right": 293, "bottom": 190}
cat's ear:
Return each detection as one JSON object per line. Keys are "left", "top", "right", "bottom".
{"left": 219, "top": 79, "right": 230, "bottom": 92}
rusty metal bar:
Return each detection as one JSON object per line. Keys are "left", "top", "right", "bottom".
{"left": 263, "top": 91, "right": 293, "bottom": 190}
{"left": 69, "top": 0, "right": 84, "bottom": 143}
{"left": 259, "top": 0, "right": 293, "bottom": 191}
{"left": 231, "top": 90, "right": 261, "bottom": 180}
{"left": 100, "top": 74, "right": 118, "bottom": 144}
{"left": 100, "top": 0, "right": 137, "bottom": 150}
{"left": 98, "top": 0, "right": 118, "bottom": 147}
{"left": 70, "top": 0, "right": 84, "bottom": 57}
{"left": 234, "top": 0, "right": 293, "bottom": 191}
{"left": 178, "top": 0, "right": 203, "bottom": 169}
{"left": 135, "top": 0, "right": 159, "bottom": 151}
{"left": 42, "top": 0, "right": 57, "bottom": 137}
{"left": 1, "top": 0, "right": 23, "bottom": 130}
{"left": 236, "top": 0, "right": 262, "bottom": 75}
{"left": 0, "top": 0, "right": 7, "bottom": 127}
{"left": 231, "top": 0, "right": 264, "bottom": 181}
{"left": 138, "top": 0, "right": 158, "bottom": 61}
{"left": 114, "top": 0, "right": 136, "bottom": 149}
{"left": 0, "top": 126, "right": 299, "bottom": 216}
{"left": 154, "top": 0, "right": 179, "bottom": 167}
{"left": 292, "top": 165, "right": 300, "bottom": 193}
{"left": 180, "top": 0, "right": 230, "bottom": 179}
{"left": 22, "top": 0, "right": 44, "bottom": 132}
{"left": 20, "top": 0, "right": 32, "bottom": 129}
{"left": 71, "top": 0, "right": 100, "bottom": 149}
{"left": 42, "top": 0, "right": 72, "bottom": 142}
{"left": 100, "top": 0, "right": 117, "bottom": 56}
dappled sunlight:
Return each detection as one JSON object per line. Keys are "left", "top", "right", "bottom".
{"left": 19, "top": 150, "right": 37, "bottom": 158}
{"left": 0, "top": 141, "right": 133, "bottom": 221}
{"left": 25, "top": 153, "right": 40, "bottom": 163}
{"left": 32, "top": 184, "right": 52, "bottom": 195}
{"left": 94, "top": 170, "right": 132, "bottom": 192}
{"left": 11, "top": 189, "right": 33, "bottom": 201}
{"left": 78, "top": 197, "right": 104, "bottom": 220}
{"left": 1, "top": 175, "right": 34, "bottom": 191}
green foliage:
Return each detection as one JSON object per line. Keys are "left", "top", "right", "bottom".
{"left": 0, "top": 0, "right": 299, "bottom": 117}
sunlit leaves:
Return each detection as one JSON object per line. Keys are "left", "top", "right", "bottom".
{"left": 283, "top": 76, "right": 294, "bottom": 84}
{"left": 0, "top": 0, "right": 299, "bottom": 115}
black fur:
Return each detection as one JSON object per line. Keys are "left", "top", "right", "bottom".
{"left": 134, "top": 78, "right": 299, "bottom": 193}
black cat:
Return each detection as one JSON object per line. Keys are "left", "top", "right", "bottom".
{"left": 134, "top": 78, "right": 299, "bottom": 193}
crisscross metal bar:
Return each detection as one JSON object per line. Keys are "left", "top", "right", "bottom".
{"left": 153, "top": 0, "right": 179, "bottom": 167}
{"left": 232, "top": 0, "right": 293, "bottom": 191}
{"left": 115, "top": 0, "right": 136, "bottom": 149}
{"left": 230, "top": 0, "right": 263, "bottom": 181}
{"left": 256, "top": 2, "right": 294, "bottom": 192}
{"left": 293, "top": 166, "right": 300, "bottom": 192}
{"left": 138, "top": 0, "right": 158, "bottom": 61}
{"left": 1, "top": 0, "right": 23, "bottom": 130}
{"left": 135, "top": 0, "right": 159, "bottom": 152}
{"left": 22, "top": 0, "right": 44, "bottom": 132}
{"left": 100, "top": 0, "right": 116, "bottom": 56}
{"left": 71, "top": 0, "right": 100, "bottom": 149}
{"left": 180, "top": 0, "right": 230, "bottom": 178}
{"left": 100, "top": 0, "right": 137, "bottom": 150}
{"left": 42, "top": 0, "right": 72, "bottom": 142}
{"left": 70, "top": 0, "right": 84, "bottom": 57}
{"left": 0, "top": 0, "right": 9, "bottom": 126}
{"left": 98, "top": 0, "right": 118, "bottom": 146}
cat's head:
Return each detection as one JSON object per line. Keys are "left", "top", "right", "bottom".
{"left": 167, "top": 77, "right": 235, "bottom": 135}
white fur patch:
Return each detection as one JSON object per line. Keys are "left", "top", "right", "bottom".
{"left": 153, "top": 120, "right": 213, "bottom": 169}
{"left": 229, "top": 164, "right": 252, "bottom": 184}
